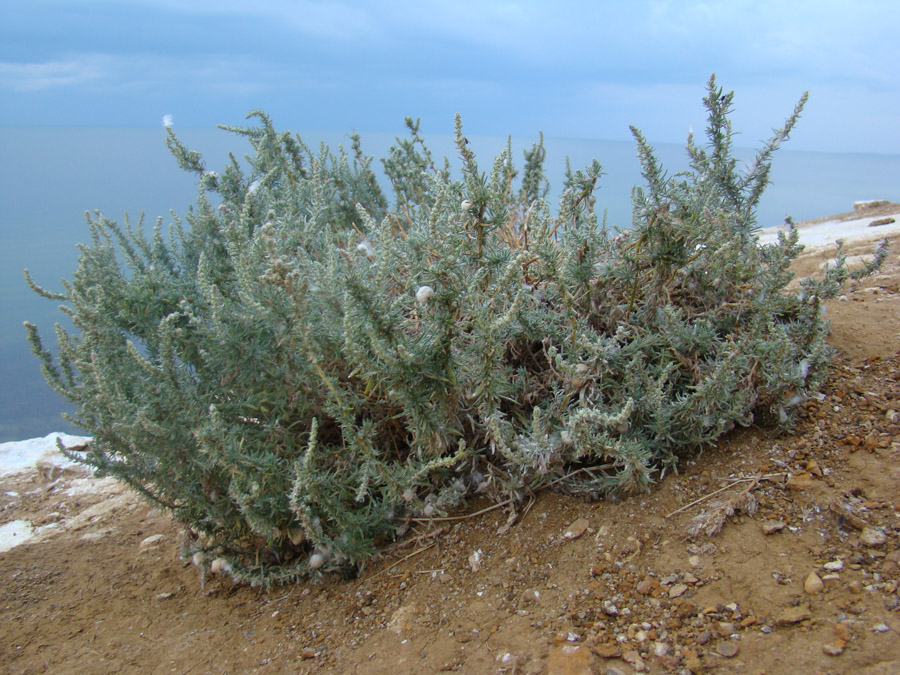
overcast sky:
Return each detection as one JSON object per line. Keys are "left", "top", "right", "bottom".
{"left": 2, "top": 1, "right": 898, "bottom": 153}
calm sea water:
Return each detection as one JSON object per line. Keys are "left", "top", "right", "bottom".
{"left": 1, "top": 126, "right": 898, "bottom": 442}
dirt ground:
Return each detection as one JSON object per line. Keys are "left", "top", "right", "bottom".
{"left": 2, "top": 219, "right": 899, "bottom": 675}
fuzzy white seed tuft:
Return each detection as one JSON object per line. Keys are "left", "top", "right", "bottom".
{"left": 461, "top": 199, "right": 474, "bottom": 211}
{"left": 416, "top": 285, "right": 434, "bottom": 304}
{"left": 309, "top": 552, "right": 326, "bottom": 569}
{"left": 356, "top": 240, "right": 375, "bottom": 259}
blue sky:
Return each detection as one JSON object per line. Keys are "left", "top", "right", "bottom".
{"left": 2, "top": 0, "right": 899, "bottom": 153}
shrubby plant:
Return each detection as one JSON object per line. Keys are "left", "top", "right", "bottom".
{"left": 25, "top": 76, "right": 885, "bottom": 583}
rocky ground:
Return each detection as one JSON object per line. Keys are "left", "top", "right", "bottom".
{"left": 2, "top": 216, "right": 899, "bottom": 675}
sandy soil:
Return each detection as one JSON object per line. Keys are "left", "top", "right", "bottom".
{"left": 2, "top": 211, "right": 899, "bottom": 675}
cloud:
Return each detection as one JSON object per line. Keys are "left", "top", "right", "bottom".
{"left": 0, "top": 51, "right": 312, "bottom": 98}
{"left": 0, "top": 56, "right": 112, "bottom": 92}
{"left": 87, "top": 0, "right": 379, "bottom": 41}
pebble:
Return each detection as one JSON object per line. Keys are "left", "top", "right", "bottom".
{"left": 861, "top": 527, "right": 887, "bottom": 547}
{"left": 786, "top": 472, "right": 813, "bottom": 490}
{"left": 520, "top": 589, "right": 541, "bottom": 606}
{"left": 138, "top": 533, "right": 166, "bottom": 552}
{"left": 387, "top": 605, "right": 417, "bottom": 635}
{"left": 833, "top": 622, "right": 851, "bottom": 642}
{"left": 824, "top": 560, "right": 844, "bottom": 572}
{"left": 804, "top": 571, "right": 825, "bottom": 595}
{"left": 668, "top": 583, "right": 688, "bottom": 599}
{"left": 621, "top": 650, "right": 645, "bottom": 671}
{"left": 872, "top": 623, "right": 890, "bottom": 633}
{"left": 822, "top": 642, "right": 845, "bottom": 656}
{"left": 592, "top": 643, "right": 621, "bottom": 659}
{"left": 762, "top": 519, "right": 786, "bottom": 535}
{"left": 210, "top": 558, "right": 231, "bottom": 574}
{"left": 636, "top": 576, "right": 657, "bottom": 594}
{"left": 468, "top": 549, "right": 483, "bottom": 572}
{"left": 563, "top": 518, "right": 590, "bottom": 540}
{"left": 717, "top": 622, "right": 735, "bottom": 636}
{"left": 716, "top": 642, "right": 740, "bottom": 658}
{"left": 776, "top": 605, "right": 811, "bottom": 625}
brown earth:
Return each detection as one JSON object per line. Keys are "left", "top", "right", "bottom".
{"left": 2, "top": 223, "right": 900, "bottom": 675}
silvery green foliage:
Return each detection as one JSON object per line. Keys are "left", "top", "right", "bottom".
{"left": 25, "top": 79, "right": 885, "bottom": 584}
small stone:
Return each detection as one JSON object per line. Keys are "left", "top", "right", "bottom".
{"left": 139, "top": 533, "right": 166, "bottom": 552}
{"left": 155, "top": 592, "right": 174, "bottom": 600}
{"left": 822, "top": 641, "right": 845, "bottom": 656}
{"left": 804, "top": 571, "right": 825, "bottom": 595}
{"left": 762, "top": 519, "right": 786, "bottom": 535}
{"left": 872, "top": 622, "right": 890, "bottom": 633}
{"left": 717, "top": 622, "right": 735, "bottom": 636}
{"left": 716, "top": 642, "right": 739, "bottom": 658}
{"left": 689, "top": 555, "right": 702, "bottom": 567}
{"left": 786, "top": 472, "right": 813, "bottom": 490}
{"left": 824, "top": 560, "right": 844, "bottom": 572}
{"left": 675, "top": 601, "right": 698, "bottom": 619}
{"left": 683, "top": 572, "right": 699, "bottom": 584}
{"left": 740, "top": 616, "right": 758, "bottom": 628}
{"left": 388, "top": 604, "right": 417, "bottom": 634}
{"left": 210, "top": 558, "right": 231, "bottom": 574}
{"left": 696, "top": 630, "right": 711, "bottom": 645}
{"left": 636, "top": 576, "right": 658, "bottom": 595}
{"left": 592, "top": 643, "right": 622, "bottom": 659}
{"left": 806, "top": 459, "right": 823, "bottom": 477}
{"left": 563, "top": 517, "right": 590, "bottom": 540}
{"left": 776, "top": 605, "right": 811, "bottom": 626}
{"left": 621, "top": 650, "right": 645, "bottom": 671}
{"left": 833, "top": 622, "right": 851, "bottom": 642}
{"left": 546, "top": 644, "right": 593, "bottom": 675}
{"left": 468, "top": 549, "right": 484, "bottom": 572}
{"left": 682, "top": 649, "right": 701, "bottom": 672}
{"left": 861, "top": 527, "right": 887, "bottom": 547}
{"left": 652, "top": 641, "right": 670, "bottom": 657}
{"left": 520, "top": 589, "right": 541, "bottom": 606}
{"left": 668, "top": 583, "right": 689, "bottom": 599}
